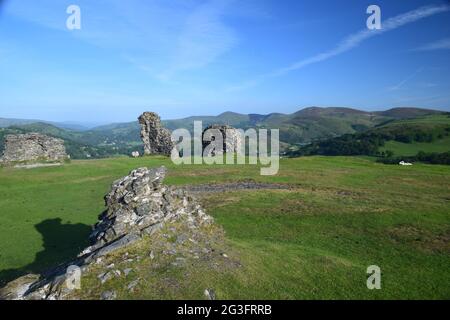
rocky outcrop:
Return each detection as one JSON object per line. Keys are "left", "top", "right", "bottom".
{"left": 0, "top": 133, "right": 68, "bottom": 164}
{"left": 84, "top": 166, "right": 212, "bottom": 253}
{"left": 202, "top": 124, "right": 242, "bottom": 156}
{"left": 0, "top": 166, "right": 213, "bottom": 300}
{"left": 138, "top": 112, "right": 173, "bottom": 155}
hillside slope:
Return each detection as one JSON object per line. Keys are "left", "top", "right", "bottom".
{"left": 0, "top": 118, "right": 90, "bottom": 131}
{"left": 2, "top": 107, "right": 445, "bottom": 158}
{"left": 0, "top": 124, "right": 140, "bottom": 160}
{"left": 290, "top": 114, "right": 450, "bottom": 161}
{"left": 374, "top": 107, "right": 443, "bottom": 119}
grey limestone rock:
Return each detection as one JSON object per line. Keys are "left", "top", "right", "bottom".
{"left": 0, "top": 166, "right": 213, "bottom": 300}
{"left": 138, "top": 112, "right": 173, "bottom": 155}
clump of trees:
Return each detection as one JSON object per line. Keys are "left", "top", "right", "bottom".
{"left": 288, "top": 133, "right": 383, "bottom": 156}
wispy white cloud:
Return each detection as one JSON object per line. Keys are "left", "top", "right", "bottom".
{"left": 419, "top": 82, "right": 438, "bottom": 88}
{"left": 388, "top": 67, "right": 424, "bottom": 91}
{"left": 3, "top": 0, "right": 238, "bottom": 81}
{"left": 414, "top": 37, "right": 450, "bottom": 51}
{"left": 157, "top": 0, "right": 238, "bottom": 81}
{"left": 227, "top": 4, "right": 450, "bottom": 92}
{"left": 393, "top": 94, "right": 450, "bottom": 106}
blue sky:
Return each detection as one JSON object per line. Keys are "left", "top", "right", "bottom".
{"left": 0, "top": 0, "right": 449, "bottom": 123}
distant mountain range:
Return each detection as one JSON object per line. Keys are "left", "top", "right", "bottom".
{"left": 0, "top": 107, "right": 447, "bottom": 159}
{"left": 86, "top": 107, "right": 445, "bottom": 145}
{"left": 0, "top": 118, "right": 103, "bottom": 131}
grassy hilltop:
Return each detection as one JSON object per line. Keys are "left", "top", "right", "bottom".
{"left": 0, "top": 156, "right": 449, "bottom": 299}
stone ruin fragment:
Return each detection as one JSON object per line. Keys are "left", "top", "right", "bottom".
{"left": 0, "top": 133, "right": 68, "bottom": 165}
{"left": 138, "top": 112, "right": 173, "bottom": 156}
{"left": 202, "top": 124, "right": 242, "bottom": 156}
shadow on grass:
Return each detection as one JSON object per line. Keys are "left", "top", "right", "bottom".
{"left": 0, "top": 218, "right": 91, "bottom": 286}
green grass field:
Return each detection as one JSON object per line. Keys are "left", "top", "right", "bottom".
{"left": 0, "top": 156, "right": 449, "bottom": 299}
{"left": 378, "top": 114, "right": 450, "bottom": 157}
{"left": 380, "top": 136, "right": 450, "bottom": 157}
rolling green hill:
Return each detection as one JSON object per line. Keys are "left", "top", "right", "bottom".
{"left": 8, "top": 123, "right": 84, "bottom": 141}
{"left": 163, "top": 107, "right": 443, "bottom": 144}
{"left": 376, "top": 114, "right": 450, "bottom": 157}
{"left": 87, "top": 107, "right": 444, "bottom": 146}
{"left": 0, "top": 118, "right": 90, "bottom": 131}
{"left": 290, "top": 114, "right": 450, "bottom": 163}
{"left": 374, "top": 107, "right": 444, "bottom": 119}
{"left": 278, "top": 107, "right": 389, "bottom": 143}
{"left": 0, "top": 118, "right": 40, "bottom": 128}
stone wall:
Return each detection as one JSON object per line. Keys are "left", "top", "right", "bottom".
{"left": 0, "top": 133, "right": 68, "bottom": 164}
{"left": 138, "top": 112, "right": 173, "bottom": 155}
